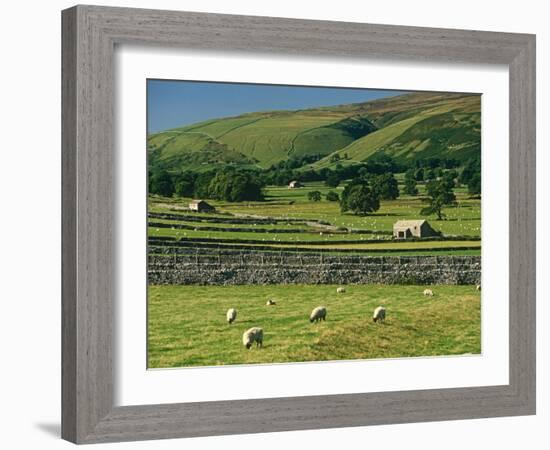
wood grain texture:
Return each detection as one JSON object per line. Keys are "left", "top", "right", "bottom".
{"left": 61, "top": 4, "right": 536, "bottom": 444}
{"left": 61, "top": 6, "right": 77, "bottom": 443}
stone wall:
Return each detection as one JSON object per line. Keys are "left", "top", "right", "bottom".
{"left": 148, "top": 251, "right": 481, "bottom": 285}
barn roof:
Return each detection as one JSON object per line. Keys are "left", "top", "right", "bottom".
{"left": 189, "top": 199, "right": 207, "bottom": 205}
{"left": 393, "top": 220, "right": 428, "bottom": 229}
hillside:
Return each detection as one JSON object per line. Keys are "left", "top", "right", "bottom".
{"left": 147, "top": 91, "right": 480, "bottom": 172}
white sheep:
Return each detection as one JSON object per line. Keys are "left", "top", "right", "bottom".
{"left": 373, "top": 306, "right": 386, "bottom": 323}
{"left": 336, "top": 287, "right": 346, "bottom": 294}
{"left": 423, "top": 288, "right": 434, "bottom": 296}
{"left": 226, "top": 308, "right": 237, "bottom": 324}
{"left": 476, "top": 284, "right": 481, "bottom": 291}
{"left": 310, "top": 306, "right": 327, "bottom": 323}
{"left": 242, "top": 327, "right": 263, "bottom": 349}
{"left": 266, "top": 299, "right": 277, "bottom": 306}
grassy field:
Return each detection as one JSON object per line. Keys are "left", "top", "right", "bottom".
{"left": 148, "top": 179, "right": 481, "bottom": 256}
{"left": 148, "top": 284, "right": 481, "bottom": 368}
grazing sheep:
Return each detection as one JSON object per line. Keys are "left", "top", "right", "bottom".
{"left": 226, "top": 308, "right": 237, "bottom": 324}
{"left": 266, "top": 299, "right": 277, "bottom": 306}
{"left": 310, "top": 306, "right": 327, "bottom": 323}
{"left": 242, "top": 327, "right": 263, "bottom": 349}
{"left": 476, "top": 284, "right": 481, "bottom": 291}
{"left": 336, "top": 287, "right": 346, "bottom": 294}
{"left": 423, "top": 288, "right": 434, "bottom": 296}
{"left": 373, "top": 306, "right": 386, "bottom": 323}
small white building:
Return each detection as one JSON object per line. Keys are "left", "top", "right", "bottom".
{"left": 188, "top": 199, "right": 215, "bottom": 213}
{"left": 288, "top": 180, "right": 303, "bottom": 189}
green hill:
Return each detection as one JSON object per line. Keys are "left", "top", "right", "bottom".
{"left": 147, "top": 92, "right": 480, "bottom": 172}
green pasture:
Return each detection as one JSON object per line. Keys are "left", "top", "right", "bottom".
{"left": 148, "top": 179, "right": 481, "bottom": 255}
{"left": 148, "top": 284, "right": 481, "bottom": 368}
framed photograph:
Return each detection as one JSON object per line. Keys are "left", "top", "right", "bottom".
{"left": 62, "top": 5, "right": 536, "bottom": 444}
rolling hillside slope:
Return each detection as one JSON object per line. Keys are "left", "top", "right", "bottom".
{"left": 147, "top": 91, "right": 480, "bottom": 171}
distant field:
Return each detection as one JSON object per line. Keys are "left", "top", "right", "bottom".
{"left": 148, "top": 284, "right": 481, "bottom": 368}
{"left": 148, "top": 179, "right": 481, "bottom": 256}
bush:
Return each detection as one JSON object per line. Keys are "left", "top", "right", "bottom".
{"left": 325, "top": 172, "right": 340, "bottom": 188}
{"left": 325, "top": 191, "right": 340, "bottom": 202}
{"left": 308, "top": 190, "right": 322, "bottom": 202}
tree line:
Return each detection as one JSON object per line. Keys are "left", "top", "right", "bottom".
{"left": 148, "top": 153, "right": 480, "bottom": 210}
{"left": 149, "top": 167, "right": 264, "bottom": 202}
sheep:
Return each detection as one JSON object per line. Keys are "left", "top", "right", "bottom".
{"left": 373, "top": 306, "right": 386, "bottom": 323}
{"left": 226, "top": 308, "right": 237, "bottom": 324}
{"left": 266, "top": 299, "right": 277, "bottom": 306}
{"left": 336, "top": 287, "right": 346, "bottom": 294}
{"left": 242, "top": 327, "right": 263, "bottom": 349}
{"left": 423, "top": 288, "right": 434, "bottom": 296}
{"left": 476, "top": 284, "right": 481, "bottom": 291}
{"left": 310, "top": 306, "right": 327, "bottom": 323}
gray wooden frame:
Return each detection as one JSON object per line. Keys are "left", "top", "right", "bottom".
{"left": 62, "top": 4, "right": 536, "bottom": 444}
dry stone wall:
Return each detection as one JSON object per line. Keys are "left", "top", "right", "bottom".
{"left": 148, "top": 250, "right": 481, "bottom": 285}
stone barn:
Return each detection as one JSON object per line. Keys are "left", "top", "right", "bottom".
{"left": 189, "top": 199, "right": 215, "bottom": 213}
{"left": 393, "top": 220, "right": 439, "bottom": 239}
{"left": 288, "top": 180, "right": 303, "bottom": 189}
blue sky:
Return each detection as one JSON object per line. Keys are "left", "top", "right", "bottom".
{"left": 147, "top": 80, "right": 406, "bottom": 133}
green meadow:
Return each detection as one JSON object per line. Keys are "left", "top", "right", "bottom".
{"left": 148, "top": 180, "right": 480, "bottom": 256}
{"left": 148, "top": 284, "right": 481, "bottom": 368}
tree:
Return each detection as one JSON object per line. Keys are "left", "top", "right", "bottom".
{"left": 424, "top": 169, "right": 436, "bottom": 182}
{"left": 442, "top": 169, "right": 458, "bottom": 187}
{"left": 459, "top": 158, "right": 481, "bottom": 186}
{"left": 273, "top": 169, "right": 296, "bottom": 186}
{"left": 325, "top": 172, "right": 340, "bottom": 188}
{"left": 371, "top": 173, "right": 399, "bottom": 200}
{"left": 174, "top": 172, "right": 196, "bottom": 197}
{"left": 208, "top": 169, "right": 264, "bottom": 202}
{"left": 193, "top": 171, "right": 216, "bottom": 198}
{"left": 414, "top": 167, "right": 425, "bottom": 181}
{"left": 308, "top": 190, "right": 322, "bottom": 202}
{"left": 421, "top": 178, "right": 457, "bottom": 220}
{"left": 325, "top": 191, "right": 339, "bottom": 202}
{"left": 340, "top": 181, "right": 380, "bottom": 215}
{"left": 364, "top": 153, "right": 400, "bottom": 174}
{"left": 467, "top": 172, "right": 481, "bottom": 195}
{"left": 403, "top": 169, "right": 418, "bottom": 195}
{"left": 457, "top": 158, "right": 481, "bottom": 197}
{"left": 149, "top": 170, "right": 174, "bottom": 197}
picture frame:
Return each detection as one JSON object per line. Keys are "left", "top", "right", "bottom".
{"left": 61, "top": 4, "right": 536, "bottom": 444}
